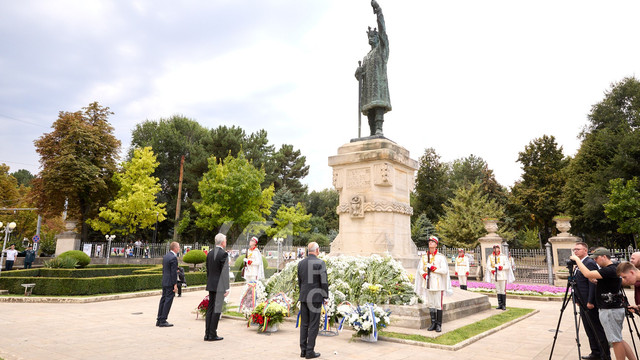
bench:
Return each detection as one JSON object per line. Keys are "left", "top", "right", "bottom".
{"left": 21, "top": 283, "right": 35, "bottom": 296}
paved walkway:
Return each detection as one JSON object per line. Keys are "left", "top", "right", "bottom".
{"left": 0, "top": 287, "right": 636, "bottom": 360}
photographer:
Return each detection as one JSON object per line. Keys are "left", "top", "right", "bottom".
{"left": 572, "top": 242, "right": 610, "bottom": 360}
{"left": 617, "top": 262, "right": 640, "bottom": 313}
{"left": 570, "top": 248, "right": 637, "bottom": 360}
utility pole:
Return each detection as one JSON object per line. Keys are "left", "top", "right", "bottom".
{"left": 172, "top": 155, "right": 185, "bottom": 241}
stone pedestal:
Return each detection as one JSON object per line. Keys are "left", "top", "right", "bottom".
{"left": 477, "top": 219, "right": 505, "bottom": 277}
{"left": 328, "top": 138, "right": 418, "bottom": 268}
{"left": 55, "top": 220, "right": 81, "bottom": 256}
{"left": 548, "top": 217, "right": 580, "bottom": 273}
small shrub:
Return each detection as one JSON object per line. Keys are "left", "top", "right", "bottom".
{"left": 44, "top": 257, "right": 78, "bottom": 269}
{"left": 183, "top": 249, "right": 207, "bottom": 265}
{"left": 59, "top": 250, "right": 91, "bottom": 267}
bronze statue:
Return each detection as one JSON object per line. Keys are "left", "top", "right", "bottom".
{"left": 355, "top": 0, "right": 391, "bottom": 137}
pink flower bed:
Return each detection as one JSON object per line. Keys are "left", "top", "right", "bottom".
{"left": 451, "top": 280, "right": 566, "bottom": 295}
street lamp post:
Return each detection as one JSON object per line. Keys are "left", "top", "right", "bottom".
{"left": 105, "top": 235, "right": 115, "bottom": 265}
{"left": 0, "top": 221, "right": 17, "bottom": 276}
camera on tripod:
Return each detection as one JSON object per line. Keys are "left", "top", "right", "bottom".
{"left": 566, "top": 258, "right": 576, "bottom": 271}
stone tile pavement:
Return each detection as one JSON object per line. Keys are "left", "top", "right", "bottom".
{"left": 0, "top": 286, "right": 636, "bottom": 360}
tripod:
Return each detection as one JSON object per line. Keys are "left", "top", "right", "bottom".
{"left": 622, "top": 292, "right": 640, "bottom": 360}
{"left": 549, "top": 273, "right": 611, "bottom": 360}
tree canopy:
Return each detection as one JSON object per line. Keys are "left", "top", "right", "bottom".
{"left": 87, "top": 147, "right": 167, "bottom": 238}
{"left": 193, "top": 152, "right": 274, "bottom": 243}
{"left": 33, "top": 102, "right": 120, "bottom": 240}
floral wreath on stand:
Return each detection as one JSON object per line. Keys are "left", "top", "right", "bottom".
{"left": 196, "top": 294, "right": 229, "bottom": 319}
{"left": 337, "top": 302, "right": 390, "bottom": 342}
{"left": 248, "top": 292, "right": 292, "bottom": 332}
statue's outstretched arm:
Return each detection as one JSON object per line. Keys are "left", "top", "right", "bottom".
{"left": 372, "top": 0, "right": 388, "bottom": 47}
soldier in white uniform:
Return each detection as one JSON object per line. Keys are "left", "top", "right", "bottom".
{"left": 455, "top": 248, "right": 470, "bottom": 290}
{"left": 414, "top": 236, "right": 452, "bottom": 332}
{"left": 484, "top": 244, "right": 515, "bottom": 310}
{"left": 243, "top": 237, "right": 264, "bottom": 281}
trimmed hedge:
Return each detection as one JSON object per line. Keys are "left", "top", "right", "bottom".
{"left": 0, "top": 272, "right": 207, "bottom": 296}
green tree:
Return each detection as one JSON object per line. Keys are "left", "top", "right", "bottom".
{"left": 267, "top": 144, "right": 309, "bottom": 200}
{"left": 411, "top": 213, "right": 437, "bottom": 248}
{"left": 511, "top": 135, "right": 567, "bottom": 246}
{"left": 562, "top": 77, "right": 640, "bottom": 246}
{"left": 604, "top": 177, "right": 640, "bottom": 247}
{"left": 436, "top": 182, "right": 512, "bottom": 248}
{"left": 0, "top": 164, "right": 19, "bottom": 208}
{"left": 305, "top": 189, "right": 339, "bottom": 234}
{"left": 194, "top": 152, "right": 274, "bottom": 242}
{"left": 269, "top": 187, "right": 296, "bottom": 219}
{"left": 450, "top": 154, "right": 508, "bottom": 205}
{"left": 10, "top": 169, "right": 35, "bottom": 187}
{"left": 130, "top": 115, "right": 210, "bottom": 242}
{"left": 33, "top": 102, "right": 121, "bottom": 241}
{"left": 87, "top": 147, "right": 167, "bottom": 237}
{"left": 412, "top": 148, "right": 450, "bottom": 223}
{"left": 266, "top": 203, "right": 312, "bottom": 240}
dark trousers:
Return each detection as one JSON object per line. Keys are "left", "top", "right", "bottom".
{"left": 177, "top": 282, "right": 183, "bottom": 296}
{"left": 205, "top": 291, "right": 222, "bottom": 337}
{"left": 157, "top": 286, "right": 175, "bottom": 322}
{"left": 6, "top": 260, "right": 14, "bottom": 271}
{"left": 24, "top": 262, "right": 32, "bottom": 269}
{"left": 299, "top": 302, "right": 322, "bottom": 353}
{"left": 580, "top": 305, "right": 610, "bottom": 357}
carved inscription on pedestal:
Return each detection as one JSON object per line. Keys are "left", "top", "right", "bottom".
{"left": 332, "top": 169, "right": 344, "bottom": 191}
{"left": 374, "top": 163, "right": 393, "bottom": 187}
{"left": 350, "top": 195, "right": 365, "bottom": 218}
{"left": 347, "top": 168, "right": 371, "bottom": 189}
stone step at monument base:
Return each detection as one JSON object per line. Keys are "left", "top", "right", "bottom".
{"left": 387, "top": 289, "right": 491, "bottom": 329}
{"left": 0, "top": 290, "right": 8, "bottom": 295}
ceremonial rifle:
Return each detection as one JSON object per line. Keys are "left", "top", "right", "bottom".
{"left": 494, "top": 253, "right": 498, "bottom": 282}
{"left": 426, "top": 251, "right": 431, "bottom": 288}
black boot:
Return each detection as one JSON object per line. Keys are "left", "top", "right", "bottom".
{"left": 427, "top": 309, "right": 437, "bottom": 331}
{"left": 461, "top": 285, "right": 467, "bottom": 291}
{"left": 496, "top": 294, "right": 502, "bottom": 309}
{"left": 501, "top": 294, "right": 507, "bottom": 310}
{"left": 435, "top": 310, "right": 443, "bottom": 332}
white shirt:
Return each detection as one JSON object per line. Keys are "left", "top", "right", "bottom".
{"left": 5, "top": 249, "right": 18, "bottom": 261}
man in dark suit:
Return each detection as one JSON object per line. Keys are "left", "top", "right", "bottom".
{"left": 156, "top": 241, "right": 180, "bottom": 327}
{"left": 205, "top": 233, "right": 230, "bottom": 341}
{"left": 572, "top": 241, "right": 610, "bottom": 360}
{"left": 297, "top": 242, "right": 329, "bottom": 359}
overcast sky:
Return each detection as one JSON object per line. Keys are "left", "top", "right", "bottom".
{"left": 2, "top": 0, "right": 640, "bottom": 192}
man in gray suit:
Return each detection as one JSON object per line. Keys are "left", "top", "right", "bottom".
{"left": 204, "top": 233, "right": 230, "bottom": 341}
{"left": 156, "top": 241, "right": 180, "bottom": 327}
{"left": 297, "top": 242, "right": 329, "bottom": 359}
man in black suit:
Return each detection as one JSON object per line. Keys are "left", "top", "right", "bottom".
{"left": 297, "top": 242, "right": 329, "bottom": 359}
{"left": 572, "top": 241, "right": 610, "bottom": 360}
{"left": 156, "top": 241, "right": 180, "bottom": 327}
{"left": 205, "top": 233, "right": 230, "bottom": 341}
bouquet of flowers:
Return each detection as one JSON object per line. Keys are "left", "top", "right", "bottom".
{"left": 249, "top": 300, "right": 290, "bottom": 332}
{"left": 338, "top": 303, "right": 390, "bottom": 340}
{"left": 196, "top": 294, "right": 228, "bottom": 318}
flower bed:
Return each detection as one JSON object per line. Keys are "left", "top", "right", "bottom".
{"left": 452, "top": 280, "right": 566, "bottom": 296}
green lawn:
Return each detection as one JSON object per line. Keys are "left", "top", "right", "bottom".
{"left": 380, "top": 307, "right": 534, "bottom": 346}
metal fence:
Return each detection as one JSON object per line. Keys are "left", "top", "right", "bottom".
{"left": 509, "top": 248, "right": 549, "bottom": 284}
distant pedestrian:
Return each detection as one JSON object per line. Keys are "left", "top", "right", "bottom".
{"left": 24, "top": 245, "right": 36, "bottom": 269}
{"left": 177, "top": 267, "right": 186, "bottom": 297}
{"left": 3, "top": 244, "right": 18, "bottom": 271}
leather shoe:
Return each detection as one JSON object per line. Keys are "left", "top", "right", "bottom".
{"left": 305, "top": 352, "right": 320, "bottom": 359}
{"left": 300, "top": 351, "right": 306, "bottom": 358}
{"left": 581, "top": 354, "right": 599, "bottom": 360}
{"left": 210, "top": 336, "right": 223, "bottom": 341}
{"left": 158, "top": 322, "right": 173, "bottom": 327}
{"left": 204, "top": 336, "right": 211, "bottom": 341}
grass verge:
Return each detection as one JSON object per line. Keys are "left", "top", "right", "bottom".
{"left": 380, "top": 307, "right": 534, "bottom": 346}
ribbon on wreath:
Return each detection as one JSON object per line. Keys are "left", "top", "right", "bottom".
{"left": 336, "top": 301, "right": 354, "bottom": 331}
{"left": 365, "top": 303, "right": 378, "bottom": 340}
